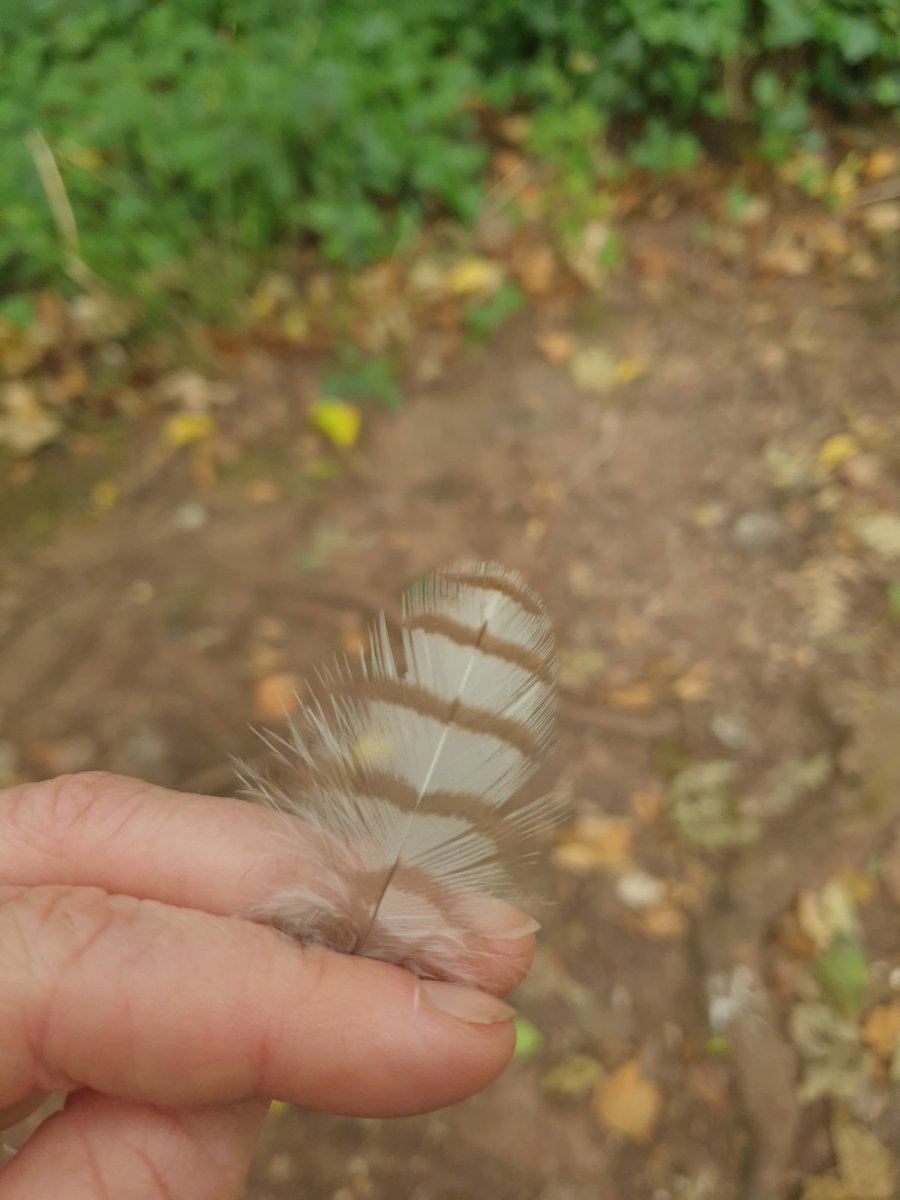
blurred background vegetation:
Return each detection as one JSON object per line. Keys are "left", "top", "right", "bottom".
{"left": 2, "top": 0, "right": 897, "bottom": 318}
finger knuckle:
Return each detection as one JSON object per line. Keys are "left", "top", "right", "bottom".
{"left": 0, "top": 886, "right": 134, "bottom": 1071}
{"left": 1, "top": 772, "right": 141, "bottom": 869}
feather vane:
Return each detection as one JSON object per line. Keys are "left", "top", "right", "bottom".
{"left": 248, "top": 562, "right": 560, "bottom": 982}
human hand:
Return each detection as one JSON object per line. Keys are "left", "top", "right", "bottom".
{"left": 0, "top": 772, "right": 534, "bottom": 1199}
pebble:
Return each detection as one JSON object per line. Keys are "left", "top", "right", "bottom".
{"left": 710, "top": 712, "right": 755, "bottom": 751}
{"left": 732, "top": 510, "right": 785, "bottom": 550}
{"left": 172, "top": 501, "right": 208, "bottom": 531}
{"left": 615, "top": 871, "right": 667, "bottom": 910}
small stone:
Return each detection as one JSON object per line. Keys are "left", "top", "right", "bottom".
{"left": 710, "top": 712, "right": 755, "bottom": 751}
{"left": 173, "top": 501, "right": 208, "bottom": 531}
{"left": 616, "top": 871, "right": 666, "bottom": 910}
{"left": 732, "top": 510, "right": 785, "bottom": 550}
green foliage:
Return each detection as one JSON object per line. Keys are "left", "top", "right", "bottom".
{"left": 1, "top": 0, "right": 897, "bottom": 311}
{"left": 464, "top": 280, "right": 526, "bottom": 339}
{"left": 321, "top": 352, "right": 403, "bottom": 411}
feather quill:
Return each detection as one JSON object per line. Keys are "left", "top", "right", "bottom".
{"left": 245, "top": 561, "right": 561, "bottom": 983}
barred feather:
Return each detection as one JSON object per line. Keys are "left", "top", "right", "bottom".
{"left": 245, "top": 562, "right": 561, "bottom": 983}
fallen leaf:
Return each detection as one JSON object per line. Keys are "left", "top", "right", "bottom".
{"left": 309, "top": 399, "right": 362, "bottom": 449}
{"left": 631, "top": 788, "right": 663, "bottom": 822}
{"left": 818, "top": 434, "right": 860, "bottom": 473}
{"left": 553, "top": 815, "right": 633, "bottom": 872}
{"left": 542, "top": 1054, "right": 603, "bottom": 1097}
{"left": 861, "top": 1005, "right": 900, "bottom": 1060}
{"left": 666, "top": 760, "right": 761, "bottom": 850}
{"left": 863, "top": 146, "right": 898, "bottom": 182}
{"left": 607, "top": 681, "right": 658, "bottom": 711}
{"left": 245, "top": 479, "right": 282, "bottom": 504}
{"left": 759, "top": 236, "right": 814, "bottom": 277}
{"left": 513, "top": 1016, "right": 544, "bottom": 1059}
{"left": 672, "top": 661, "right": 711, "bottom": 702}
{"left": 514, "top": 245, "right": 558, "bottom": 296}
{"left": 444, "top": 256, "right": 503, "bottom": 297}
{"left": 570, "top": 346, "right": 618, "bottom": 394}
{"left": 632, "top": 245, "right": 677, "bottom": 279}
{"left": 281, "top": 305, "right": 310, "bottom": 343}
{"left": 566, "top": 220, "right": 616, "bottom": 290}
{"left": 630, "top": 902, "right": 689, "bottom": 939}
{"left": 253, "top": 673, "right": 302, "bottom": 721}
{"left": 558, "top": 647, "right": 607, "bottom": 690}
{"left": 162, "top": 411, "right": 216, "bottom": 449}
{"left": 861, "top": 202, "right": 900, "bottom": 236}
{"left": 790, "top": 1002, "right": 873, "bottom": 1105}
{"left": 535, "top": 331, "right": 574, "bottom": 364}
{"left": 0, "top": 383, "right": 62, "bottom": 455}
{"left": 613, "top": 357, "right": 645, "bottom": 384}
{"left": 813, "top": 934, "right": 869, "bottom": 1017}
{"left": 852, "top": 512, "right": 900, "bottom": 560}
{"left": 90, "top": 479, "right": 119, "bottom": 509}
{"left": 592, "top": 1059, "right": 661, "bottom": 1142}
{"left": 803, "top": 1119, "right": 894, "bottom": 1200}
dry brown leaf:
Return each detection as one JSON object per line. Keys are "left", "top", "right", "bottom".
{"left": 861, "top": 1005, "right": 900, "bottom": 1060}
{"left": 0, "top": 382, "right": 62, "bottom": 456}
{"left": 630, "top": 902, "right": 689, "bottom": 939}
{"left": 245, "top": 479, "right": 283, "bottom": 504}
{"left": 592, "top": 1060, "right": 661, "bottom": 1142}
{"left": 803, "top": 1119, "right": 894, "bottom": 1200}
{"left": 861, "top": 202, "right": 900, "bottom": 236}
{"left": 672, "top": 661, "right": 711, "bottom": 702}
{"left": 631, "top": 788, "right": 663, "bottom": 822}
{"left": 759, "top": 235, "right": 815, "bottom": 277}
{"left": 535, "top": 331, "right": 574, "bottom": 364}
{"left": 607, "top": 681, "right": 658, "bottom": 711}
{"left": 632, "top": 245, "right": 677, "bottom": 280}
{"left": 514, "top": 245, "right": 558, "bottom": 296}
{"left": 553, "top": 815, "right": 633, "bottom": 873}
{"left": 863, "top": 147, "right": 899, "bottom": 183}
{"left": 253, "top": 673, "right": 302, "bottom": 721}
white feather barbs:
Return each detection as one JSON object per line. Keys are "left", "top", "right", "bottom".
{"left": 246, "top": 562, "right": 561, "bottom": 984}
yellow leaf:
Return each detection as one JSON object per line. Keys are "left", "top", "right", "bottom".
{"left": 69, "top": 145, "right": 102, "bottom": 171}
{"left": 90, "top": 479, "right": 119, "bottom": 509}
{"left": 162, "top": 411, "right": 215, "bottom": 449}
{"left": 281, "top": 305, "right": 309, "bottom": 343}
{"left": 309, "top": 399, "right": 362, "bottom": 449}
{"left": 818, "top": 434, "right": 859, "bottom": 472}
{"left": 444, "top": 257, "right": 503, "bottom": 296}
{"left": 614, "top": 357, "right": 646, "bottom": 384}
{"left": 268, "top": 1100, "right": 289, "bottom": 1119}
{"left": 593, "top": 1060, "right": 661, "bottom": 1142}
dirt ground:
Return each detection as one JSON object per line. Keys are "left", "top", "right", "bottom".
{"left": 2, "top": 210, "right": 900, "bottom": 1199}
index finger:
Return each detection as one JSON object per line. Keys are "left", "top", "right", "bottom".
{"left": 0, "top": 773, "right": 534, "bottom": 993}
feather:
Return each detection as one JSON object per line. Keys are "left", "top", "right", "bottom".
{"left": 244, "top": 561, "right": 561, "bottom": 983}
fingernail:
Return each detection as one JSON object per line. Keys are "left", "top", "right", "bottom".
{"left": 464, "top": 896, "right": 541, "bottom": 940}
{"left": 418, "top": 980, "right": 517, "bottom": 1025}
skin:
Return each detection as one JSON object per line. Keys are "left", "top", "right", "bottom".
{"left": 0, "top": 772, "right": 534, "bottom": 1200}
